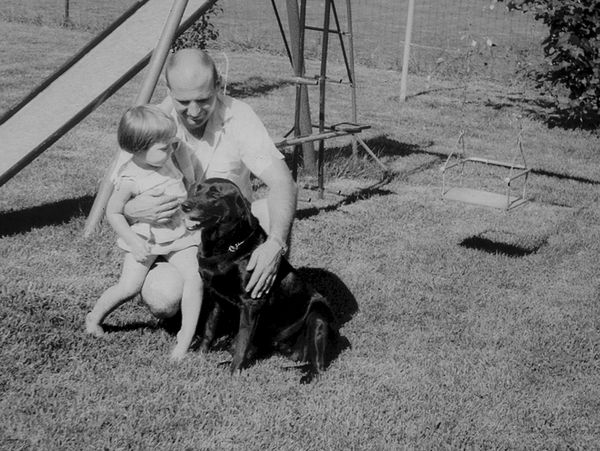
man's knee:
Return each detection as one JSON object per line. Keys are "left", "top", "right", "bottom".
{"left": 141, "top": 262, "right": 183, "bottom": 318}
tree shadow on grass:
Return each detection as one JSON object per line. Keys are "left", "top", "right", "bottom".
{"left": 545, "top": 107, "right": 600, "bottom": 132}
{"left": 226, "top": 76, "right": 292, "bottom": 98}
{"left": 483, "top": 96, "right": 600, "bottom": 132}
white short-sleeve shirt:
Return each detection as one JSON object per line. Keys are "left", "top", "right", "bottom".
{"left": 165, "top": 93, "right": 284, "bottom": 201}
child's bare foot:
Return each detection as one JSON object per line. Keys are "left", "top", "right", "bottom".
{"left": 85, "top": 313, "right": 104, "bottom": 337}
{"left": 170, "top": 345, "right": 187, "bottom": 362}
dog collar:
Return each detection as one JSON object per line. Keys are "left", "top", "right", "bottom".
{"left": 228, "top": 240, "right": 244, "bottom": 253}
{"left": 198, "top": 227, "right": 263, "bottom": 269}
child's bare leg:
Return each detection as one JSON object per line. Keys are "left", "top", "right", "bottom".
{"left": 166, "top": 246, "right": 203, "bottom": 360}
{"left": 86, "top": 253, "right": 155, "bottom": 337}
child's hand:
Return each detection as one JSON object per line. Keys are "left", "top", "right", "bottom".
{"left": 129, "top": 238, "right": 151, "bottom": 262}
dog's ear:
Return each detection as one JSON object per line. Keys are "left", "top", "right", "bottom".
{"left": 234, "top": 194, "right": 252, "bottom": 219}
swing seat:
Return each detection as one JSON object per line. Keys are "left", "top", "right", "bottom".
{"left": 443, "top": 186, "right": 528, "bottom": 210}
{"left": 440, "top": 132, "right": 531, "bottom": 211}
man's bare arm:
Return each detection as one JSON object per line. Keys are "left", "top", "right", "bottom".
{"left": 245, "top": 158, "right": 297, "bottom": 298}
{"left": 122, "top": 190, "right": 182, "bottom": 225}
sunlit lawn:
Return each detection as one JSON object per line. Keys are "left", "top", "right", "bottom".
{"left": 2, "top": 16, "right": 600, "bottom": 450}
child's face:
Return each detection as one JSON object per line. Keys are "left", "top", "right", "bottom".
{"left": 134, "top": 140, "right": 175, "bottom": 168}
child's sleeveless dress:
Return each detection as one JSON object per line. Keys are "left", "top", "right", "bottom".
{"left": 115, "top": 158, "right": 200, "bottom": 255}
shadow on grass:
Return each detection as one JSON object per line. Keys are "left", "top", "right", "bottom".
{"left": 226, "top": 76, "right": 292, "bottom": 99}
{"left": 296, "top": 267, "right": 359, "bottom": 328}
{"left": 3, "top": 133, "right": 597, "bottom": 237}
{"left": 0, "top": 195, "right": 93, "bottom": 237}
{"left": 369, "top": 135, "right": 600, "bottom": 186}
{"left": 460, "top": 231, "right": 547, "bottom": 257}
{"left": 163, "top": 267, "right": 356, "bottom": 382}
{"left": 265, "top": 267, "right": 355, "bottom": 382}
{"left": 297, "top": 183, "right": 395, "bottom": 220}
{"left": 544, "top": 108, "right": 600, "bottom": 132}
{"left": 483, "top": 96, "right": 600, "bottom": 132}
{"left": 101, "top": 320, "right": 162, "bottom": 334}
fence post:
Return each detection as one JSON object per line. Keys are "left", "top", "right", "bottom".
{"left": 399, "top": 0, "right": 415, "bottom": 102}
{"left": 63, "top": 0, "right": 72, "bottom": 26}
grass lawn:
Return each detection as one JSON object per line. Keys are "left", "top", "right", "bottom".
{"left": 2, "top": 18, "right": 600, "bottom": 450}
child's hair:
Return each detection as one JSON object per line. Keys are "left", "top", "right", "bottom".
{"left": 117, "top": 105, "right": 177, "bottom": 153}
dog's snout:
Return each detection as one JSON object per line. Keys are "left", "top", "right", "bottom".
{"left": 181, "top": 201, "right": 192, "bottom": 213}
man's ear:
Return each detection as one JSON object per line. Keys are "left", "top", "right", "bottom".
{"left": 214, "top": 72, "right": 223, "bottom": 92}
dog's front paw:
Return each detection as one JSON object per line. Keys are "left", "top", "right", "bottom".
{"left": 198, "top": 339, "right": 212, "bottom": 353}
{"left": 300, "top": 369, "right": 320, "bottom": 384}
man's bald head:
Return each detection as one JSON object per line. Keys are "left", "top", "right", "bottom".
{"left": 164, "top": 49, "right": 220, "bottom": 137}
{"left": 165, "top": 48, "right": 219, "bottom": 91}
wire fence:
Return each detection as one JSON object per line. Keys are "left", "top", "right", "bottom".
{"left": 0, "top": 0, "right": 546, "bottom": 82}
{"left": 214, "top": 0, "right": 546, "bottom": 83}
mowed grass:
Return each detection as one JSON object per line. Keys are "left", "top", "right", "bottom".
{"left": 2, "top": 18, "right": 600, "bottom": 450}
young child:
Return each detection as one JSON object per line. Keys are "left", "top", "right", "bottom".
{"left": 86, "top": 104, "right": 201, "bottom": 361}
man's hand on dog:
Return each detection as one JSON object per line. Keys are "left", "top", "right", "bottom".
{"left": 245, "top": 238, "right": 284, "bottom": 298}
{"left": 123, "top": 188, "right": 182, "bottom": 225}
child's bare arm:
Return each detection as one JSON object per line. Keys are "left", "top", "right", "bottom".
{"left": 106, "top": 181, "right": 151, "bottom": 261}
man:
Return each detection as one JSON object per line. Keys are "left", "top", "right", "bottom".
{"left": 122, "top": 48, "right": 297, "bottom": 317}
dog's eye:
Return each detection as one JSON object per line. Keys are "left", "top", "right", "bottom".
{"left": 181, "top": 202, "right": 192, "bottom": 213}
{"left": 208, "top": 186, "right": 220, "bottom": 198}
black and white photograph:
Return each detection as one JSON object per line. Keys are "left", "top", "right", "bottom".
{"left": 1, "top": 0, "right": 599, "bottom": 448}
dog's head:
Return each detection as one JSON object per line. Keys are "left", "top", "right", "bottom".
{"left": 181, "top": 178, "right": 253, "bottom": 231}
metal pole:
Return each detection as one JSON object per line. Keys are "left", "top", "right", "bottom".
{"left": 317, "top": 0, "right": 332, "bottom": 199}
{"left": 84, "top": 0, "right": 199, "bottom": 238}
{"left": 285, "top": 0, "right": 316, "bottom": 176}
{"left": 271, "top": 0, "right": 293, "bottom": 65}
{"left": 135, "top": 0, "right": 191, "bottom": 104}
{"left": 345, "top": 0, "right": 358, "bottom": 158}
{"left": 63, "top": 0, "right": 71, "bottom": 26}
{"left": 399, "top": 0, "right": 415, "bottom": 102}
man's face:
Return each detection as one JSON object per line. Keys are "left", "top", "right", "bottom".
{"left": 169, "top": 76, "right": 218, "bottom": 135}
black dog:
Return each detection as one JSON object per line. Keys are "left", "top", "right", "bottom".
{"left": 181, "top": 178, "right": 335, "bottom": 383}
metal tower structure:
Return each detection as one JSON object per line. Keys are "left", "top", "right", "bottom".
{"left": 271, "top": 0, "right": 387, "bottom": 199}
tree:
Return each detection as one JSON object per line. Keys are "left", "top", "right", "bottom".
{"left": 172, "top": 3, "right": 221, "bottom": 51}
{"left": 500, "top": 0, "right": 600, "bottom": 127}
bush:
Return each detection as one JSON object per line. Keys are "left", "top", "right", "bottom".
{"left": 171, "top": 3, "right": 222, "bottom": 51}
{"left": 501, "top": 0, "right": 600, "bottom": 127}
